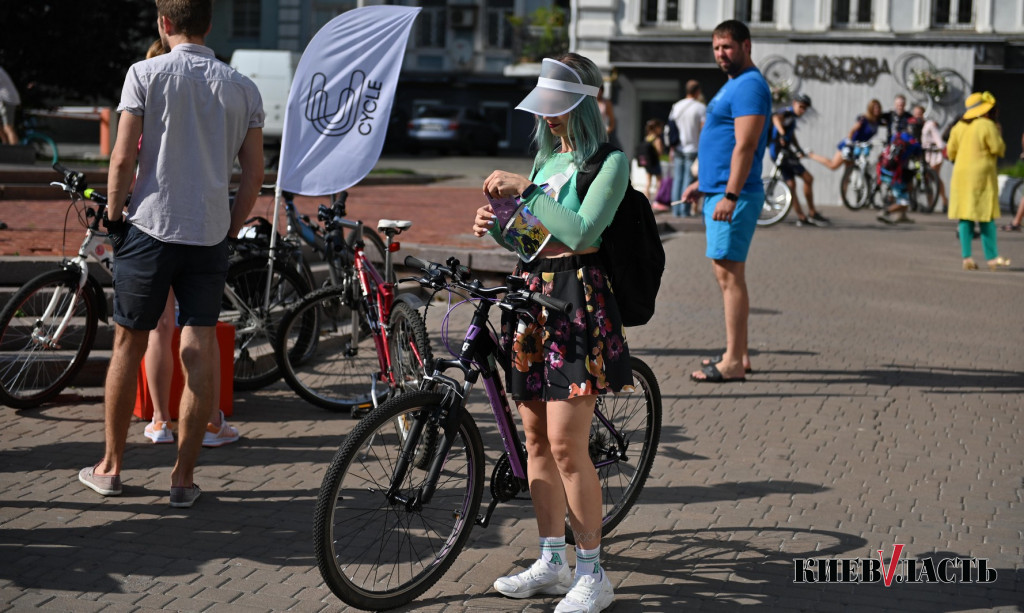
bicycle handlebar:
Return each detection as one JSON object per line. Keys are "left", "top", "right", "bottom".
{"left": 51, "top": 162, "right": 107, "bottom": 205}
{"left": 404, "top": 255, "right": 573, "bottom": 314}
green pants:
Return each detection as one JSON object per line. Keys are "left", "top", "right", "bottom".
{"left": 959, "top": 220, "right": 998, "bottom": 260}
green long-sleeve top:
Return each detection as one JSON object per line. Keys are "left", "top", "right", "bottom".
{"left": 490, "top": 150, "right": 629, "bottom": 253}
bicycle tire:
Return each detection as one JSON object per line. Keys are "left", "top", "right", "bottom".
{"left": 275, "top": 282, "right": 376, "bottom": 411}
{"left": 758, "top": 176, "right": 792, "bottom": 226}
{"left": 23, "top": 133, "right": 59, "bottom": 166}
{"left": 386, "top": 301, "right": 433, "bottom": 396}
{"left": 314, "top": 391, "right": 484, "bottom": 610}
{"left": 221, "top": 257, "right": 311, "bottom": 391}
{"left": 916, "top": 166, "right": 940, "bottom": 213}
{"left": 566, "top": 356, "right": 662, "bottom": 545}
{"left": 840, "top": 165, "right": 870, "bottom": 210}
{"left": 0, "top": 268, "right": 98, "bottom": 408}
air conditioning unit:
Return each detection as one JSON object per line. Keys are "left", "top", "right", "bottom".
{"left": 449, "top": 6, "right": 477, "bottom": 29}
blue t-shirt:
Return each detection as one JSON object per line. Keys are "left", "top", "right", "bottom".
{"left": 697, "top": 67, "right": 772, "bottom": 194}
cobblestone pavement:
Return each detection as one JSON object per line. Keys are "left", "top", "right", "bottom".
{"left": 1, "top": 159, "right": 1023, "bottom": 611}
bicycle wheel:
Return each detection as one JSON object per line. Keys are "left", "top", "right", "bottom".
{"left": 221, "top": 257, "right": 311, "bottom": 391}
{"left": 758, "top": 177, "right": 792, "bottom": 226}
{"left": 275, "top": 281, "right": 382, "bottom": 411}
{"left": 23, "top": 132, "right": 59, "bottom": 166}
{"left": 387, "top": 301, "right": 433, "bottom": 396}
{"left": 566, "top": 356, "right": 662, "bottom": 544}
{"left": 0, "top": 268, "right": 98, "bottom": 408}
{"left": 314, "top": 391, "right": 484, "bottom": 610}
{"left": 915, "top": 166, "right": 939, "bottom": 213}
{"left": 840, "top": 165, "right": 871, "bottom": 210}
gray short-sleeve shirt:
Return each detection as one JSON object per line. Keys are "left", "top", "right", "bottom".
{"left": 118, "top": 43, "right": 264, "bottom": 245}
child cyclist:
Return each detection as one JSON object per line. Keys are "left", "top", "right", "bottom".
{"left": 876, "top": 130, "right": 923, "bottom": 224}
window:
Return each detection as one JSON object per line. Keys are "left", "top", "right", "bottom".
{"left": 417, "top": 0, "right": 447, "bottom": 48}
{"left": 833, "top": 0, "right": 872, "bottom": 27}
{"left": 933, "top": 0, "right": 974, "bottom": 27}
{"left": 486, "top": 0, "right": 514, "bottom": 49}
{"left": 310, "top": 1, "right": 358, "bottom": 35}
{"left": 232, "top": 0, "right": 261, "bottom": 39}
{"left": 736, "top": 0, "right": 775, "bottom": 24}
{"left": 641, "top": 0, "right": 680, "bottom": 25}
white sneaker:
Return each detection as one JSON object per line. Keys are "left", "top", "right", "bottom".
{"left": 202, "top": 410, "right": 240, "bottom": 447}
{"left": 494, "top": 559, "right": 572, "bottom": 599}
{"left": 554, "top": 573, "right": 615, "bottom": 613}
{"left": 144, "top": 420, "right": 174, "bottom": 444}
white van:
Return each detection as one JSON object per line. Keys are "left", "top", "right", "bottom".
{"left": 229, "top": 50, "right": 300, "bottom": 145}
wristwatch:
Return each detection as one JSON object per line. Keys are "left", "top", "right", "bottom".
{"left": 520, "top": 183, "right": 538, "bottom": 200}
{"left": 724, "top": 192, "right": 738, "bottom": 202}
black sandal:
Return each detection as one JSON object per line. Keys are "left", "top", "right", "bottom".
{"left": 691, "top": 363, "right": 746, "bottom": 383}
{"left": 700, "top": 354, "right": 753, "bottom": 374}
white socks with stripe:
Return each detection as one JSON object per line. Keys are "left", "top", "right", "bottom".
{"left": 540, "top": 536, "right": 567, "bottom": 568}
{"left": 575, "top": 545, "right": 603, "bottom": 580}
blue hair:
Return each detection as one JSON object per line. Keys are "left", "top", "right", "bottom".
{"left": 531, "top": 53, "right": 607, "bottom": 172}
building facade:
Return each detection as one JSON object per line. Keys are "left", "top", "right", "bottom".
{"left": 204, "top": 0, "right": 1024, "bottom": 184}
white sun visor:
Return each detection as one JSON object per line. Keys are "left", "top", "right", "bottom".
{"left": 515, "top": 58, "right": 601, "bottom": 117}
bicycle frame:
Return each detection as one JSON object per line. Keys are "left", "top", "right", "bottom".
{"left": 37, "top": 173, "right": 112, "bottom": 349}
{"left": 386, "top": 279, "right": 628, "bottom": 528}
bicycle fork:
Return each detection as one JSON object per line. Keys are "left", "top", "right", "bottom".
{"left": 32, "top": 261, "right": 88, "bottom": 349}
{"left": 384, "top": 376, "right": 467, "bottom": 511}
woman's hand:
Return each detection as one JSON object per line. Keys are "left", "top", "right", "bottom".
{"left": 473, "top": 204, "right": 495, "bottom": 237}
{"left": 483, "top": 170, "right": 531, "bottom": 199}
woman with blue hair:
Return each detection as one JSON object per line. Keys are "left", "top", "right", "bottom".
{"left": 471, "top": 52, "right": 629, "bottom": 613}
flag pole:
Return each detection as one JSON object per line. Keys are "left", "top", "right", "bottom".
{"left": 262, "top": 180, "right": 284, "bottom": 311}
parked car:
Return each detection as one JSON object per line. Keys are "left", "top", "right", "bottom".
{"left": 406, "top": 105, "right": 500, "bottom": 155}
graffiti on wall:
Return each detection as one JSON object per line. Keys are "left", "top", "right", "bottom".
{"left": 759, "top": 52, "right": 971, "bottom": 125}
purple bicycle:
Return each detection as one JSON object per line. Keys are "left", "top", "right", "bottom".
{"left": 313, "top": 255, "right": 662, "bottom": 610}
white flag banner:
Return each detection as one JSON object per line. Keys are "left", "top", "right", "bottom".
{"left": 278, "top": 5, "right": 420, "bottom": 195}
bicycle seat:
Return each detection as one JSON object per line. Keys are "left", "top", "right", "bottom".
{"left": 378, "top": 219, "right": 413, "bottom": 234}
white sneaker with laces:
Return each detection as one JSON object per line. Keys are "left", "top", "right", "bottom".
{"left": 554, "top": 573, "right": 614, "bottom": 613}
{"left": 493, "top": 559, "right": 572, "bottom": 599}
{"left": 144, "top": 420, "right": 174, "bottom": 444}
{"left": 202, "top": 410, "right": 240, "bottom": 447}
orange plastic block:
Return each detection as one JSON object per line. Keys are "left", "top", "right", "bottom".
{"left": 133, "top": 322, "right": 235, "bottom": 420}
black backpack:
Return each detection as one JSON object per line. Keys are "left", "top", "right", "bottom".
{"left": 663, "top": 120, "right": 680, "bottom": 149}
{"left": 578, "top": 143, "right": 665, "bottom": 326}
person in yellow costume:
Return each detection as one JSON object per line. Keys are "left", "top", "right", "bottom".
{"left": 946, "top": 91, "right": 1010, "bottom": 271}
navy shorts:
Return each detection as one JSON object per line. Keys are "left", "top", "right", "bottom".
{"left": 111, "top": 224, "right": 229, "bottom": 330}
{"left": 779, "top": 157, "right": 807, "bottom": 182}
{"left": 703, "top": 192, "right": 761, "bottom": 262}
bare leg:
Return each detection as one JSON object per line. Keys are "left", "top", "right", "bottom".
{"left": 95, "top": 325, "right": 150, "bottom": 476}
{"left": 931, "top": 163, "right": 948, "bottom": 210}
{"left": 171, "top": 325, "right": 218, "bottom": 488}
{"left": 786, "top": 178, "right": 806, "bottom": 220}
{"left": 145, "top": 292, "right": 176, "bottom": 424}
{"left": 801, "top": 171, "right": 818, "bottom": 217}
{"left": 519, "top": 401, "right": 567, "bottom": 539}
{"left": 546, "top": 396, "right": 602, "bottom": 550}
{"left": 693, "top": 259, "right": 748, "bottom": 380}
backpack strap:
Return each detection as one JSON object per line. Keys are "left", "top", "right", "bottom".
{"left": 575, "top": 142, "right": 619, "bottom": 201}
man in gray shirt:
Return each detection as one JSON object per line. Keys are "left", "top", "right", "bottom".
{"left": 79, "top": 0, "right": 264, "bottom": 508}
{"left": 668, "top": 79, "right": 706, "bottom": 216}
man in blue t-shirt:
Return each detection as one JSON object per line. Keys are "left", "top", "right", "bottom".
{"left": 681, "top": 19, "right": 771, "bottom": 383}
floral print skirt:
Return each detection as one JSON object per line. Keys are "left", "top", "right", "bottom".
{"left": 501, "top": 253, "right": 633, "bottom": 401}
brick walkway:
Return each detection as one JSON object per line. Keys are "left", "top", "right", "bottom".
{"left": 1, "top": 163, "right": 1023, "bottom": 611}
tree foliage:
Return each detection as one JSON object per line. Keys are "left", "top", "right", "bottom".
{"left": 0, "top": 0, "right": 157, "bottom": 108}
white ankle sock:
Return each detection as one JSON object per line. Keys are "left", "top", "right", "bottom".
{"left": 575, "top": 545, "right": 602, "bottom": 580}
{"left": 539, "top": 536, "right": 567, "bottom": 567}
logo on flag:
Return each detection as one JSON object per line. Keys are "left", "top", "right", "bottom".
{"left": 278, "top": 5, "right": 420, "bottom": 196}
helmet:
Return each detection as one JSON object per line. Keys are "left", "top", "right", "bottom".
{"left": 793, "top": 93, "right": 812, "bottom": 107}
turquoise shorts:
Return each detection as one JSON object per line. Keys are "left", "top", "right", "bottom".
{"left": 703, "top": 191, "right": 762, "bottom": 262}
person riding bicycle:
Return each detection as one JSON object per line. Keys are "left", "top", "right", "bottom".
{"left": 876, "top": 130, "right": 923, "bottom": 224}
{"left": 806, "top": 98, "right": 882, "bottom": 171}
{"left": 769, "top": 93, "right": 829, "bottom": 227}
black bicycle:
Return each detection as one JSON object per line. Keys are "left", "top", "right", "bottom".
{"left": 313, "top": 256, "right": 662, "bottom": 610}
